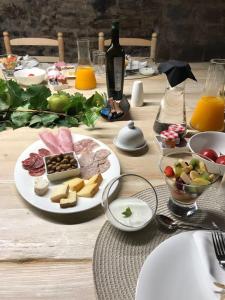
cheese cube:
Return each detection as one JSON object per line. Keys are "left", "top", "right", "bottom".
{"left": 60, "top": 191, "right": 77, "bottom": 208}
{"left": 86, "top": 173, "right": 103, "bottom": 186}
{"left": 77, "top": 183, "right": 99, "bottom": 198}
{"left": 63, "top": 178, "right": 84, "bottom": 192}
{"left": 50, "top": 184, "right": 69, "bottom": 203}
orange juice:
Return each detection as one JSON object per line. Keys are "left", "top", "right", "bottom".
{"left": 190, "top": 96, "right": 224, "bottom": 131}
{"left": 75, "top": 66, "right": 96, "bottom": 90}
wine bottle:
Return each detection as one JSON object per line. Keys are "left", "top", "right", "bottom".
{"left": 106, "top": 21, "right": 125, "bottom": 100}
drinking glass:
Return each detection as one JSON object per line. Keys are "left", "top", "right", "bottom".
{"left": 159, "top": 152, "right": 219, "bottom": 218}
{"left": 92, "top": 50, "right": 105, "bottom": 75}
{"left": 102, "top": 174, "right": 158, "bottom": 231}
{"left": 190, "top": 59, "right": 225, "bottom": 131}
{"left": 0, "top": 54, "right": 18, "bottom": 77}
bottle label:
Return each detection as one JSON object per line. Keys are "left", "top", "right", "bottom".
{"left": 113, "top": 57, "right": 123, "bottom": 92}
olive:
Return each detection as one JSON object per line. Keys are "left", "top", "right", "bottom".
{"left": 56, "top": 166, "right": 61, "bottom": 171}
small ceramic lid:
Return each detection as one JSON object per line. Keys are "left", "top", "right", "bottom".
{"left": 115, "top": 120, "right": 146, "bottom": 149}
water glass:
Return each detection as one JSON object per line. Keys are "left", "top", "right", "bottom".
{"left": 92, "top": 50, "right": 105, "bottom": 75}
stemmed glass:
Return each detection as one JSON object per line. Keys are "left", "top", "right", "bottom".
{"left": 0, "top": 54, "right": 18, "bottom": 78}
{"left": 159, "top": 152, "right": 219, "bottom": 218}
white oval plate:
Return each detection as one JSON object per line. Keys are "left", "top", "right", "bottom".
{"left": 136, "top": 231, "right": 215, "bottom": 300}
{"left": 14, "top": 134, "right": 120, "bottom": 214}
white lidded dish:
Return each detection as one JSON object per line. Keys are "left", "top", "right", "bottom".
{"left": 114, "top": 120, "right": 147, "bottom": 151}
{"left": 43, "top": 151, "right": 80, "bottom": 182}
{"left": 14, "top": 67, "right": 46, "bottom": 86}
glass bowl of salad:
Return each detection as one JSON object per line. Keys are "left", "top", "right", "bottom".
{"left": 159, "top": 152, "right": 220, "bottom": 218}
{"left": 0, "top": 54, "right": 18, "bottom": 76}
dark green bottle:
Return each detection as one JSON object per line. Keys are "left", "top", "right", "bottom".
{"left": 106, "top": 21, "right": 125, "bottom": 100}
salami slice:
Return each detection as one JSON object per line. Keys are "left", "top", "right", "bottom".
{"left": 22, "top": 157, "right": 36, "bottom": 170}
{"left": 29, "top": 167, "right": 45, "bottom": 176}
{"left": 94, "top": 149, "right": 111, "bottom": 161}
{"left": 32, "top": 157, "right": 44, "bottom": 169}
{"left": 38, "top": 148, "right": 51, "bottom": 157}
{"left": 80, "top": 163, "right": 100, "bottom": 179}
{"left": 74, "top": 139, "right": 99, "bottom": 154}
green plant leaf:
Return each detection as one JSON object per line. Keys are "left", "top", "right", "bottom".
{"left": 11, "top": 111, "right": 32, "bottom": 127}
{"left": 7, "top": 80, "right": 25, "bottom": 108}
{"left": 26, "top": 85, "right": 51, "bottom": 110}
{"left": 56, "top": 116, "right": 79, "bottom": 127}
{"left": 29, "top": 115, "right": 42, "bottom": 126}
{"left": 85, "top": 92, "right": 105, "bottom": 109}
{"left": 64, "top": 93, "right": 86, "bottom": 115}
{"left": 41, "top": 113, "right": 59, "bottom": 126}
{"left": 82, "top": 109, "right": 100, "bottom": 127}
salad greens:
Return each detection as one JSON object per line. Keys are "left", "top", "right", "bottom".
{"left": 0, "top": 79, "right": 105, "bottom": 131}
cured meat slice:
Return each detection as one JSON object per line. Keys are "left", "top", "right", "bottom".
{"left": 38, "top": 148, "right": 51, "bottom": 157}
{"left": 29, "top": 167, "right": 45, "bottom": 176}
{"left": 32, "top": 157, "right": 44, "bottom": 169}
{"left": 74, "top": 139, "right": 99, "bottom": 154}
{"left": 98, "top": 159, "right": 110, "bottom": 173}
{"left": 39, "top": 130, "right": 62, "bottom": 154}
{"left": 78, "top": 151, "right": 95, "bottom": 167}
{"left": 80, "top": 163, "right": 100, "bottom": 179}
{"left": 94, "top": 149, "right": 111, "bottom": 161}
{"left": 57, "top": 128, "right": 74, "bottom": 153}
{"left": 22, "top": 157, "right": 36, "bottom": 170}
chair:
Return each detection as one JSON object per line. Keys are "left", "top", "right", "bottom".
{"left": 3, "top": 32, "right": 64, "bottom": 63}
{"left": 98, "top": 32, "right": 157, "bottom": 61}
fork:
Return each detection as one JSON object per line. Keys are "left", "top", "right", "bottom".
{"left": 212, "top": 232, "right": 225, "bottom": 268}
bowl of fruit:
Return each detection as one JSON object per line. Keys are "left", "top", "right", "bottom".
{"left": 188, "top": 131, "right": 225, "bottom": 176}
{"left": 0, "top": 54, "right": 18, "bottom": 76}
{"left": 159, "top": 152, "right": 219, "bottom": 218}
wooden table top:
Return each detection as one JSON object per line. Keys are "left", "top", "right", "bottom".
{"left": 0, "top": 63, "right": 208, "bottom": 299}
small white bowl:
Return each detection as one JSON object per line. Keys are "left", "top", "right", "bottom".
{"left": 188, "top": 131, "right": 225, "bottom": 175}
{"left": 14, "top": 67, "right": 46, "bottom": 86}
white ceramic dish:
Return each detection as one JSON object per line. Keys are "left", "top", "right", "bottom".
{"left": 14, "top": 134, "right": 120, "bottom": 214}
{"left": 136, "top": 231, "right": 216, "bottom": 300}
{"left": 188, "top": 131, "right": 225, "bottom": 176}
{"left": 44, "top": 152, "right": 80, "bottom": 182}
{"left": 113, "top": 137, "right": 148, "bottom": 152}
{"left": 14, "top": 67, "right": 46, "bottom": 86}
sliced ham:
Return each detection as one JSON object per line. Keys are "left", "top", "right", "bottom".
{"left": 39, "top": 130, "right": 62, "bottom": 154}
{"left": 57, "top": 128, "right": 74, "bottom": 153}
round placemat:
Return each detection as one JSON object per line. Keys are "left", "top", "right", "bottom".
{"left": 93, "top": 184, "right": 225, "bottom": 300}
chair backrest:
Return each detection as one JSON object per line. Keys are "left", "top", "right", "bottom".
{"left": 3, "top": 32, "right": 64, "bottom": 63}
{"left": 98, "top": 32, "right": 157, "bottom": 61}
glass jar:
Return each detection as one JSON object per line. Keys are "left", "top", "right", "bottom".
{"left": 75, "top": 39, "right": 96, "bottom": 90}
{"left": 153, "top": 81, "right": 186, "bottom": 134}
{"left": 190, "top": 59, "right": 225, "bottom": 131}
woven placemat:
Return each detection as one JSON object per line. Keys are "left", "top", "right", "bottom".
{"left": 93, "top": 184, "right": 225, "bottom": 300}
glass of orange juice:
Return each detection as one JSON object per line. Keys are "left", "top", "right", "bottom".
{"left": 190, "top": 59, "right": 225, "bottom": 131}
{"left": 75, "top": 39, "right": 96, "bottom": 90}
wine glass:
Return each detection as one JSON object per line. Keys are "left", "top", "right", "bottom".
{"left": 159, "top": 152, "right": 219, "bottom": 218}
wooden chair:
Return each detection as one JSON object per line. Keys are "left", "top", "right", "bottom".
{"left": 98, "top": 32, "right": 157, "bottom": 61}
{"left": 3, "top": 32, "right": 64, "bottom": 63}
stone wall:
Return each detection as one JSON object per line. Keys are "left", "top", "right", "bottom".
{"left": 0, "top": 0, "right": 224, "bottom": 62}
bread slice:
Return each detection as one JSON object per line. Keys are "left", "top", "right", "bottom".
{"left": 86, "top": 173, "right": 103, "bottom": 186}
{"left": 63, "top": 178, "right": 84, "bottom": 192}
{"left": 77, "top": 183, "right": 99, "bottom": 197}
{"left": 60, "top": 191, "right": 77, "bottom": 208}
{"left": 50, "top": 184, "right": 69, "bottom": 203}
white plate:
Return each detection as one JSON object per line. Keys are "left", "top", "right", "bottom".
{"left": 136, "top": 231, "right": 216, "bottom": 300}
{"left": 14, "top": 134, "right": 120, "bottom": 214}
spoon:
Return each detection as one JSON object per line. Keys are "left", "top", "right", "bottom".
{"left": 156, "top": 214, "right": 220, "bottom": 232}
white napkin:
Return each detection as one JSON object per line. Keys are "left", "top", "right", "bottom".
{"left": 193, "top": 231, "right": 225, "bottom": 298}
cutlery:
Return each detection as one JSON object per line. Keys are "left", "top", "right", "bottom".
{"left": 212, "top": 231, "right": 225, "bottom": 268}
{"left": 156, "top": 214, "right": 220, "bottom": 232}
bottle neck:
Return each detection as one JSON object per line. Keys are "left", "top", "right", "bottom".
{"left": 111, "top": 23, "right": 120, "bottom": 46}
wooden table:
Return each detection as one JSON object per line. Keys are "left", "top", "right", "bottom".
{"left": 0, "top": 63, "right": 208, "bottom": 299}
